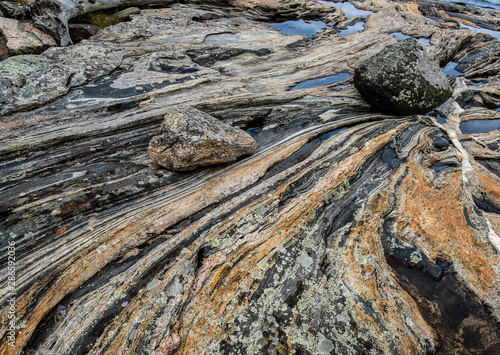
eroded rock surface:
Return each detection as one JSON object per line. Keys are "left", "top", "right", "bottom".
{"left": 0, "top": 1, "right": 500, "bottom": 355}
{"left": 148, "top": 106, "right": 257, "bottom": 170}
{"left": 354, "top": 38, "right": 452, "bottom": 114}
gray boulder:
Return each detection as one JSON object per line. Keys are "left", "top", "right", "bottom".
{"left": 148, "top": 106, "right": 257, "bottom": 171}
{"left": 354, "top": 38, "right": 452, "bottom": 115}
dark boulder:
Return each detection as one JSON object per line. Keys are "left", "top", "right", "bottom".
{"left": 147, "top": 106, "right": 257, "bottom": 171}
{"left": 354, "top": 39, "right": 452, "bottom": 115}
{"left": 68, "top": 23, "right": 100, "bottom": 43}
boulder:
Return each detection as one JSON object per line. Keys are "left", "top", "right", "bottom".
{"left": 0, "top": 17, "right": 56, "bottom": 55}
{"left": 353, "top": 38, "right": 452, "bottom": 115}
{"left": 147, "top": 106, "right": 257, "bottom": 171}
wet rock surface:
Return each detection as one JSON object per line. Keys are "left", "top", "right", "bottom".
{"left": 0, "top": 1, "right": 500, "bottom": 354}
{"left": 147, "top": 106, "right": 257, "bottom": 171}
{"left": 354, "top": 38, "right": 452, "bottom": 114}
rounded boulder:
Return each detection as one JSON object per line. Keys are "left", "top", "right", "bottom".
{"left": 353, "top": 39, "right": 452, "bottom": 115}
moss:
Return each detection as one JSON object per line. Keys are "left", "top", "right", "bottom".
{"left": 71, "top": 11, "right": 119, "bottom": 29}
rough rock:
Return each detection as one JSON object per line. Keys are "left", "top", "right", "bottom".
{"left": 354, "top": 38, "right": 452, "bottom": 115}
{"left": 0, "top": 17, "right": 56, "bottom": 55}
{"left": 0, "top": 0, "right": 171, "bottom": 46}
{"left": 68, "top": 23, "right": 100, "bottom": 43}
{"left": 147, "top": 106, "right": 257, "bottom": 171}
{"left": 0, "top": 36, "right": 8, "bottom": 61}
{"left": 1, "top": 1, "right": 500, "bottom": 355}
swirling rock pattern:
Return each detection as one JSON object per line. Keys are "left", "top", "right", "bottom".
{"left": 0, "top": 1, "right": 500, "bottom": 354}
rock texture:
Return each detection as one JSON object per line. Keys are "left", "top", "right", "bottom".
{"left": 68, "top": 23, "right": 100, "bottom": 43}
{"left": 0, "top": 17, "right": 57, "bottom": 55}
{"left": 354, "top": 38, "right": 452, "bottom": 115}
{"left": 0, "top": 0, "right": 171, "bottom": 46}
{"left": 0, "top": 1, "right": 500, "bottom": 355}
{"left": 110, "top": 7, "right": 141, "bottom": 23}
{"left": 147, "top": 106, "right": 257, "bottom": 170}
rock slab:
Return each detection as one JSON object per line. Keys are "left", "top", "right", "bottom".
{"left": 354, "top": 38, "right": 452, "bottom": 115}
{"left": 147, "top": 106, "right": 257, "bottom": 171}
{"left": 0, "top": 17, "right": 56, "bottom": 55}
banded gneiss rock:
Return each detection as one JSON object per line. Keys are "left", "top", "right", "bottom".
{"left": 0, "top": 0, "right": 500, "bottom": 354}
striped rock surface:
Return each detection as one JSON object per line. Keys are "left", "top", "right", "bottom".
{"left": 1, "top": 1, "right": 500, "bottom": 354}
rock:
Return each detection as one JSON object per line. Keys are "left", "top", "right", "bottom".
{"left": 1, "top": 3, "right": 500, "bottom": 355}
{"left": 455, "top": 43, "right": 500, "bottom": 77}
{"left": 354, "top": 38, "right": 452, "bottom": 115}
{"left": 68, "top": 23, "right": 100, "bottom": 43}
{"left": 432, "top": 136, "right": 450, "bottom": 151}
{"left": 0, "top": 17, "right": 56, "bottom": 55}
{"left": 109, "top": 7, "right": 141, "bottom": 22}
{"left": 147, "top": 106, "right": 257, "bottom": 171}
{"left": 0, "top": 36, "right": 9, "bottom": 61}
{"left": 0, "top": 0, "right": 169, "bottom": 46}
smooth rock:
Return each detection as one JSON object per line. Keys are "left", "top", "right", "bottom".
{"left": 0, "top": 17, "right": 56, "bottom": 55}
{"left": 68, "top": 23, "right": 100, "bottom": 43}
{"left": 354, "top": 38, "right": 452, "bottom": 115}
{"left": 432, "top": 136, "right": 450, "bottom": 151}
{"left": 109, "top": 7, "right": 141, "bottom": 22}
{"left": 147, "top": 106, "right": 257, "bottom": 171}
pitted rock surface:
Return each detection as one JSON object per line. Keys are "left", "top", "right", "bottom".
{"left": 354, "top": 38, "right": 452, "bottom": 115}
{"left": 147, "top": 106, "right": 257, "bottom": 170}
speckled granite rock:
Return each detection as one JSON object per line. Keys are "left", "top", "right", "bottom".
{"left": 0, "top": 1, "right": 500, "bottom": 355}
{"left": 148, "top": 106, "right": 257, "bottom": 170}
{"left": 354, "top": 38, "right": 452, "bottom": 115}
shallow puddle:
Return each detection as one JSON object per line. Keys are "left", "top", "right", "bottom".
{"left": 337, "top": 21, "right": 365, "bottom": 36}
{"left": 441, "top": 61, "right": 461, "bottom": 76}
{"left": 291, "top": 73, "right": 351, "bottom": 90}
{"left": 390, "top": 32, "right": 411, "bottom": 40}
{"left": 417, "top": 38, "right": 431, "bottom": 46}
{"left": 317, "top": 0, "right": 373, "bottom": 18}
{"left": 246, "top": 127, "right": 261, "bottom": 137}
{"left": 270, "top": 19, "right": 327, "bottom": 36}
{"left": 460, "top": 23, "right": 500, "bottom": 40}
{"left": 319, "top": 127, "right": 347, "bottom": 140}
{"left": 390, "top": 32, "right": 430, "bottom": 46}
{"left": 460, "top": 119, "right": 500, "bottom": 134}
